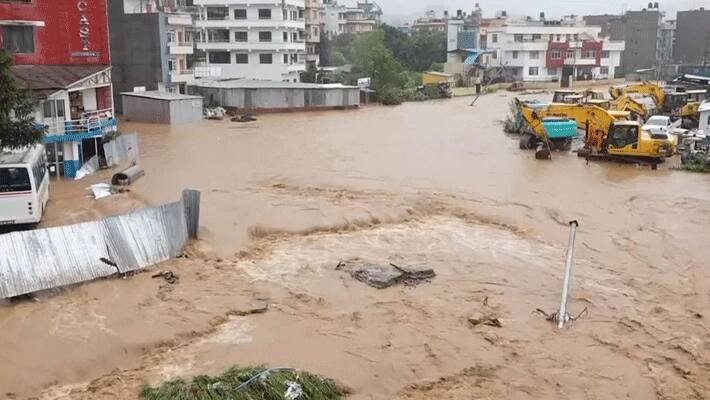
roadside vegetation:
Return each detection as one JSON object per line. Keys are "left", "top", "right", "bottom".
{"left": 0, "top": 50, "right": 43, "bottom": 149}
{"left": 309, "top": 25, "right": 448, "bottom": 105}
{"left": 141, "top": 365, "right": 347, "bottom": 400}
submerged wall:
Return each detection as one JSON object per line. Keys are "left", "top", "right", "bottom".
{"left": 0, "top": 190, "right": 199, "bottom": 298}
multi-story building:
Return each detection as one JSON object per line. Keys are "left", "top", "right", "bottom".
{"left": 305, "top": 0, "right": 322, "bottom": 69}
{"left": 484, "top": 16, "right": 624, "bottom": 84}
{"left": 444, "top": 5, "right": 487, "bottom": 85}
{"left": 1, "top": 0, "right": 117, "bottom": 178}
{"left": 194, "top": 0, "right": 306, "bottom": 82}
{"left": 356, "top": 0, "right": 381, "bottom": 24}
{"left": 608, "top": 7, "right": 662, "bottom": 75}
{"left": 674, "top": 8, "right": 710, "bottom": 65}
{"left": 411, "top": 11, "right": 446, "bottom": 33}
{"left": 659, "top": 20, "right": 675, "bottom": 63}
{"left": 323, "top": 0, "right": 376, "bottom": 38}
{"left": 109, "top": 0, "right": 197, "bottom": 111}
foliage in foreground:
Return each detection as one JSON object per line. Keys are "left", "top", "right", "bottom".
{"left": 141, "top": 365, "right": 347, "bottom": 400}
{"left": 0, "top": 50, "right": 43, "bottom": 150}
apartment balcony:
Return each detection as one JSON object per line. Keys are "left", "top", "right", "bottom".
{"left": 196, "top": 41, "right": 306, "bottom": 51}
{"left": 167, "top": 13, "right": 192, "bottom": 26}
{"left": 195, "top": 19, "right": 305, "bottom": 29}
{"left": 564, "top": 57, "right": 598, "bottom": 66}
{"left": 168, "top": 42, "right": 195, "bottom": 55}
{"left": 42, "top": 109, "right": 117, "bottom": 143}
{"left": 169, "top": 69, "right": 195, "bottom": 83}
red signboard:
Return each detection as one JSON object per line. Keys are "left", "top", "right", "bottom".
{"left": 0, "top": 0, "right": 110, "bottom": 65}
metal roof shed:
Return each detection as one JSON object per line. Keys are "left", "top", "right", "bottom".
{"left": 121, "top": 91, "right": 203, "bottom": 124}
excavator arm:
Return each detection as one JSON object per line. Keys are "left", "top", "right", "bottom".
{"left": 609, "top": 82, "right": 665, "bottom": 109}
{"left": 610, "top": 95, "right": 650, "bottom": 120}
{"left": 518, "top": 102, "right": 619, "bottom": 151}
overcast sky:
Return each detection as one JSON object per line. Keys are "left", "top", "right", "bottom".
{"left": 369, "top": 0, "right": 709, "bottom": 25}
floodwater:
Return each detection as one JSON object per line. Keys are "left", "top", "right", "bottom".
{"left": 2, "top": 92, "right": 710, "bottom": 399}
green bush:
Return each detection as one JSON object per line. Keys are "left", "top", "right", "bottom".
{"left": 377, "top": 87, "right": 405, "bottom": 105}
{"left": 141, "top": 365, "right": 346, "bottom": 400}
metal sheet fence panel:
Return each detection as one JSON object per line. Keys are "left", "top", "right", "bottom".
{"left": 0, "top": 198, "right": 190, "bottom": 298}
{"left": 103, "top": 133, "right": 139, "bottom": 168}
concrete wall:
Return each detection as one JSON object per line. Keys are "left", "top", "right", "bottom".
{"left": 122, "top": 95, "right": 170, "bottom": 123}
{"left": 189, "top": 86, "right": 360, "bottom": 111}
{"left": 108, "top": 1, "right": 167, "bottom": 113}
{"left": 122, "top": 95, "right": 203, "bottom": 124}
{"left": 675, "top": 10, "right": 710, "bottom": 65}
{"left": 169, "top": 99, "right": 204, "bottom": 124}
{"left": 610, "top": 10, "right": 660, "bottom": 75}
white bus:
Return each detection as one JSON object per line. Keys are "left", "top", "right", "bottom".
{"left": 0, "top": 145, "right": 50, "bottom": 226}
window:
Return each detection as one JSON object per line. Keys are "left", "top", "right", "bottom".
{"left": 209, "top": 51, "right": 230, "bottom": 64}
{"left": 283, "top": 32, "right": 288, "bottom": 42}
{"left": 259, "top": 31, "right": 272, "bottom": 42}
{"left": 582, "top": 49, "right": 596, "bottom": 59}
{"left": 2, "top": 26, "right": 34, "bottom": 54}
{"left": 492, "top": 33, "right": 498, "bottom": 43}
{"left": 530, "top": 51, "right": 539, "bottom": 59}
{"left": 567, "top": 50, "right": 575, "bottom": 59}
{"left": 283, "top": 54, "right": 289, "bottom": 64}
{"left": 208, "top": 29, "right": 230, "bottom": 43}
{"left": 42, "top": 99, "right": 65, "bottom": 118}
{"left": 547, "top": 68, "right": 557, "bottom": 76}
{"left": 550, "top": 49, "right": 561, "bottom": 60}
{"left": 0, "top": 168, "right": 31, "bottom": 193}
{"left": 491, "top": 51, "right": 497, "bottom": 59}
{"left": 512, "top": 51, "right": 518, "bottom": 59}
{"left": 532, "top": 34, "right": 541, "bottom": 40}
{"left": 259, "top": 53, "right": 273, "bottom": 64}
{"left": 299, "top": 9, "right": 304, "bottom": 19}
{"left": 601, "top": 50, "right": 610, "bottom": 59}
{"left": 206, "top": 7, "right": 228, "bottom": 20}
{"left": 556, "top": 34, "right": 561, "bottom": 41}
{"left": 235, "top": 53, "right": 248, "bottom": 64}
{"left": 258, "top": 9, "right": 271, "bottom": 19}
{"left": 600, "top": 66, "right": 609, "bottom": 75}
{"left": 235, "top": 31, "right": 248, "bottom": 42}
{"left": 528, "top": 67, "right": 539, "bottom": 76}
{"left": 573, "top": 34, "right": 579, "bottom": 41}
{"left": 168, "top": 58, "right": 176, "bottom": 71}
{"left": 234, "top": 9, "right": 247, "bottom": 19}
{"left": 514, "top": 34, "right": 523, "bottom": 42}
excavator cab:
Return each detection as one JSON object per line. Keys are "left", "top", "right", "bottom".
{"left": 664, "top": 93, "right": 688, "bottom": 114}
{"left": 607, "top": 121, "right": 674, "bottom": 158}
{"left": 553, "top": 90, "right": 578, "bottom": 103}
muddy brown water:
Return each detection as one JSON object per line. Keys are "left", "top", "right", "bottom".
{"left": 1, "top": 93, "right": 710, "bottom": 399}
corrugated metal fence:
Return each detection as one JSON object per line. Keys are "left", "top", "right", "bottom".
{"left": 0, "top": 190, "right": 200, "bottom": 298}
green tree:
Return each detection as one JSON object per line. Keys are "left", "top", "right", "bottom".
{"left": 0, "top": 50, "right": 42, "bottom": 150}
{"left": 351, "top": 30, "right": 406, "bottom": 91}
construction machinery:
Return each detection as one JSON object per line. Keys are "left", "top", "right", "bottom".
{"left": 514, "top": 99, "right": 675, "bottom": 164}
{"left": 610, "top": 82, "right": 701, "bottom": 121}
{"left": 609, "top": 94, "right": 656, "bottom": 121}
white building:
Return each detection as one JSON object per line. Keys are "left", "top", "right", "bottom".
{"left": 323, "top": 1, "right": 376, "bottom": 38}
{"left": 194, "top": 0, "right": 306, "bottom": 82}
{"left": 305, "top": 0, "right": 323, "bottom": 69}
{"left": 484, "top": 17, "right": 624, "bottom": 84}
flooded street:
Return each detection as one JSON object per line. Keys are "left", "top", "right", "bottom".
{"left": 2, "top": 92, "right": 710, "bottom": 399}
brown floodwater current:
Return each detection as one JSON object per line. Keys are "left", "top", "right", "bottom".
{"left": 1, "top": 92, "right": 709, "bottom": 399}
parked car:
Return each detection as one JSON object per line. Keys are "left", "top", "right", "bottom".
{"left": 643, "top": 115, "right": 673, "bottom": 136}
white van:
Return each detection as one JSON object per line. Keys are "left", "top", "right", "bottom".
{"left": 0, "top": 145, "right": 50, "bottom": 226}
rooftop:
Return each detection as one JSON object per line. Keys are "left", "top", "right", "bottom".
{"left": 10, "top": 65, "right": 110, "bottom": 96}
{"left": 120, "top": 91, "right": 203, "bottom": 100}
{"left": 189, "top": 79, "right": 358, "bottom": 90}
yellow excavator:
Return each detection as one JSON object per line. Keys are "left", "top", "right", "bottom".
{"left": 610, "top": 82, "right": 699, "bottom": 121}
{"left": 609, "top": 95, "right": 654, "bottom": 121}
{"left": 516, "top": 99, "right": 675, "bottom": 164}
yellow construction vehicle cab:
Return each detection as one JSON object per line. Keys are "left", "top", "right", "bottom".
{"left": 552, "top": 89, "right": 580, "bottom": 103}
{"left": 517, "top": 101, "right": 674, "bottom": 162}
